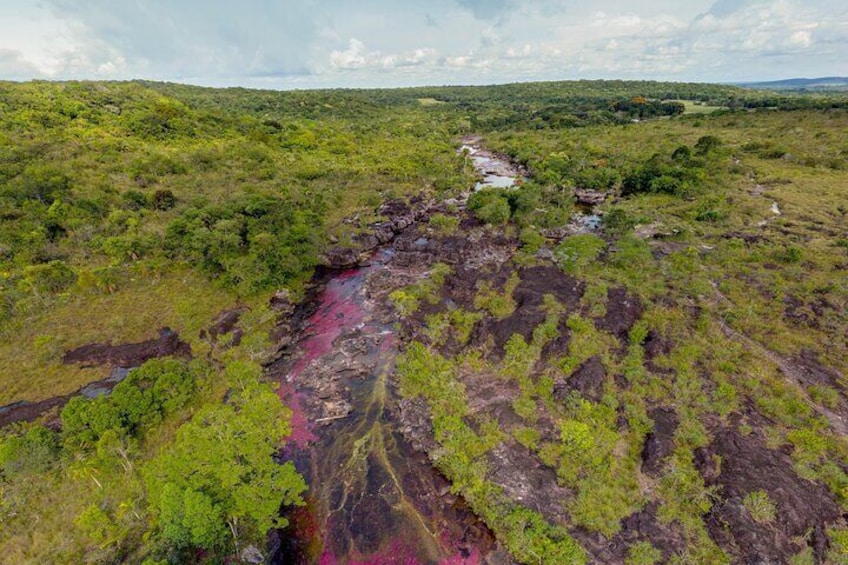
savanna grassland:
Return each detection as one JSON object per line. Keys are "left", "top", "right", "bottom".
{"left": 1, "top": 78, "right": 847, "bottom": 564}
{"left": 390, "top": 106, "right": 848, "bottom": 564}
{"left": 0, "top": 79, "right": 470, "bottom": 563}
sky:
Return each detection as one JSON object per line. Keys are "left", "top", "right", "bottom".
{"left": 1, "top": 0, "right": 846, "bottom": 89}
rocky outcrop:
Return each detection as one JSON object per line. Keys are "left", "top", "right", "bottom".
{"left": 321, "top": 198, "right": 434, "bottom": 269}
{"left": 640, "top": 407, "right": 679, "bottom": 476}
{"left": 62, "top": 327, "right": 191, "bottom": 368}
{"left": 574, "top": 188, "right": 608, "bottom": 206}
{"left": 696, "top": 419, "right": 841, "bottom": 563}
{"left": 200, "top": 306, "right": 249, "bottom": 347}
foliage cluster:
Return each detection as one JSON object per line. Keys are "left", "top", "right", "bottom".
{"left": 0, "top": 357, "right": 303, "bottom": 563}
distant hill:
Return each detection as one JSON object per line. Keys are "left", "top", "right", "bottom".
{"left": 738, "top": 77, "right": 848, "bottom": 91}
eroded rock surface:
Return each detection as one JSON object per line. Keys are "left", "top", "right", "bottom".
{"left": 696, "top": 417, "right": 841, "bottom": 563}
{"left": 62, "top": 327, "right": 191, "bottom": 367}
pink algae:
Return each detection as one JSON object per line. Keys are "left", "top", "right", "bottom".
{"left": 277, "top": 381, "right": 316, "bottom": 447}
{"left": 278, "top": 266, "right": 368, "bottom": 448}
{"left": 288, "top": 268, "right": 366, "bottom": 381}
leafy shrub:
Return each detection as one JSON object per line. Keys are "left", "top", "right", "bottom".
{"left": 102, "top": 234, "right": 155, "bottom": 263}
{"left": 603, "top": 208, "right": 637, "bottom": 235}
{"left": 62, "top": 358, "right": 199, "bottom": 447}
{"left": 468, "top": 189, "right": 512, "bottom": 225}
{"left": 122, "top": 190, "right": 148, "bottom": 210}
{"left": 474, "top": 272, "right": 519, "bottom": 319}
{"left": 694, "top": 135, "right": 723, "bottom": 156}
{"left": 150, "top": 189, "right": 177, "bottom": 211}
{"left": 621, "top": 149, "right": 704, "bottom": 196}
{"left": 10, "top": 165, "right": 71, "bottom": 204}
{"left": 519, "top": 227, "right": 546, "bottom": 253}
{"left": 389, "top": 289, "right": 420, "bottom": 316}
{"left": 572, "top": 165, "right": 620, "bottom": 190}
{"left": 671, "top": 145, "right": 692, "bottom": 163}
{"left": 743, "top": 490, "right": 776, "bottom": 524}
{"left": 74, "top": 504, "right": 121, "bottom": 548}
{"left": 390, "top": 263, "right": 452, "bottom": 316}
{"left": 165, "top": 195, "right": 321, "bottom": 292}
{"left": 448, "top": 309, "right": 483, "bottom": 345}
{"left": 429, "top": 213, "right": 460, "bottom": 234}
{"left": 555, "top": 234, "right": 605, "bottom": 274}
{"left": 19, "top": 260, "right": 77, "bottom": 295}
{"left": 143, "top": 362, "right": 305, "bottom": 554}
{"left": 0, "top": 425, "right": 59, "bottom": 477}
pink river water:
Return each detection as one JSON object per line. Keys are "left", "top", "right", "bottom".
{"left": 274, "top": 252, "right": 486, "bottom": 565}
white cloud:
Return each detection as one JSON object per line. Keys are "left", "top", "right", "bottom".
{"left": 329, "top": 39, "right": 438, "bottom": 71}
{"left": 790, "top": 30, "right": 813, "bottom": 47}
{"left": 0, "top": 0, "right": 845, "bottom": 87}
{"left": 0, "top": 49, "right": 43, "bottom": 80}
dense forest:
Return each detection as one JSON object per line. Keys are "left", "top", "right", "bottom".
{"left": 0, "top": 79, "right": 847, "bottom": 564}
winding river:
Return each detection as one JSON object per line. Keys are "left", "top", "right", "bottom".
{"left": 268, "top": 148, "right": 527, "bottom": 564}
{"left": 269, "top": 137, "right": 606, "bottom": 563}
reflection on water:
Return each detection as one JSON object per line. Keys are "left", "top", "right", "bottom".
{"left": 460, "top": 144, "right": 525, "bottom": 191}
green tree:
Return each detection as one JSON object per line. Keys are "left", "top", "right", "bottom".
{"left": 144, "top": 361, "right": 306, "bottom": 554}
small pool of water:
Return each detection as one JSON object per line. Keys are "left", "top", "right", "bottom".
{"left": 461, "top": 144, "right": 524, "bottom": 191}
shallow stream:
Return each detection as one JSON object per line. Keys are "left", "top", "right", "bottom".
{"left": 271, "top": 252, "right": 493, "bottom": 564}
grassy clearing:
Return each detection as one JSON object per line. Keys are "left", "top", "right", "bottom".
{"left": 0, "top": 268, "right": 237, "bottom": 405}
{"left": 672, "top": 100, "right": 726, "bottom": 114}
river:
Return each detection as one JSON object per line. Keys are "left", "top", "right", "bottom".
{"left": 268, "top": 224, "right": 507, "bottom": 561}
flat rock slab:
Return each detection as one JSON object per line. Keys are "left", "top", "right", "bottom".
{"left": 62, "top": 327, "right": 191, "bottom": 368}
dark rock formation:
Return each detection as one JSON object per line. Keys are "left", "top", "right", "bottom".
{"left": 62, "top": 327, "right": 191, "bottom": 368}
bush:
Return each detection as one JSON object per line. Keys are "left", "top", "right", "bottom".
{"left": 603, "top": 208, "right": 636, "bottom": 235}
{"left": 122, "top": 190, "right": 148, "bottom": 210}
{"left": 743, "top": 490, "right": 776, "bottom": 524}
{"left": 429, "top": 213, "right": 460, "bottom": 234}
{"left": 19, "top": 260, "right": 77, "bottom": 295}
{"left": 12, "top": 165, "right": 71, "bottom": 204}
{"left": 694, "top": 135, "right": 723, "bottom": 156}
{"left": 519, "top": 227, "right": 546, "bottom": 253}
{"left": 150, "top": 189, "right": 177, "bottom": 211}
{"left": 165, "top": 195, "right": 321, "bottom": 292}
{"left": 621, "top": 150, "right": 704, "bottom": 196}
{"left": 143, "top": 362, "right": 305, "bottom": 554}
{"left": 468, "top": 189, "right": 512, "bottom": 225}
{"left": 555, "top": 234, "right": 605, "bottom": 274}
{"left": 62, "top": 358, "right": 199, "bottom": 446}
{"left": 474, "top": 273, "right": 519, "bottom": 319}
{"left": 0, "top": 425, "right": 59, "bottom": 477}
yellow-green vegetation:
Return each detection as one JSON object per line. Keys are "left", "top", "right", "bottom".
{"left": 0, "top": 268, "right": 236, "bottom": 404}
{"left": 396, "top": 343, "right": 586, "bottom": 564}
{"left": 2, "top": 77, "right": 848, "bottom": 564}
{"left": 487, "top": 109, "right": 848, "bottom": 371}
{"left": 474, "top": 271, "right": 520, "bottom": 319}
{"left": 626, "top": 541, "right": 664, "bottom": 565}
{"left": 743, "top": 490, "right": 777, "bottom": 524}
{"left": 389, "top": 262, "right": 452, "bottom": 316}
{"left": 555, "top": 234, "right": 606, "bottom": 274}
{"left": 469, "top": 106, "right": 847, "bottom": 562}
{"left": 394, "top": 92, "right": 846, "bottom": 562}
{"left": 0, "top": 80, "right": 471, "bottom": 405}
{"left": 0, "top": 355, "right": 304, "bottom": 563}
{"left": 428, "top": 212, "right": 460, "bottom": 235}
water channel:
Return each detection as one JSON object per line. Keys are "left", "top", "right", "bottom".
{"left": 268, "top": 148, "right": 528, "bottom": 563}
